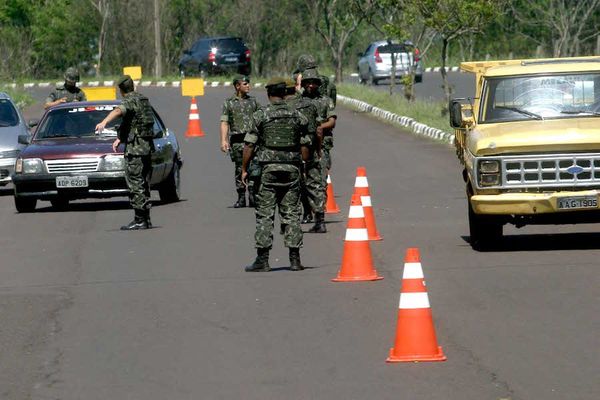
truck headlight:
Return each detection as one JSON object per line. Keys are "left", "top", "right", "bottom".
{"left": 479, "top": 159, "right": 500, "bottom": 173}
{"left": 19, "top": 158, "right": 44, "bottom": 174}
{"left": 102, "top": 155, "right": 125, "bottom": 171}
{"left": 480, "top": 174, "right": 500, "bottom": 186}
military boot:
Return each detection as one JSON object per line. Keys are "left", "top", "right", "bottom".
{"left": 233, "top": 192, "right": 246, "bottom": 208}
{"left": 248, "top": 188, "right": 256, "bottom": 208}
{"left": 121, "top": 210, "right": 149, "bottom": 230}
{"left": 308, "top": 212, "right": 327, "bottom": 233}
{"left": 289, "top": 248, "right": 304, "bottom": 271}
{"left": 144, "top": 209, "right": 153, "bottom": 229}
{"left": 279, "top": 223, "right": 287, "bottom": 235}
{"left": 245, "top": 248, "right": 271, "bottom": 272}
{"left": 301, "top": 212, "right": 313, "bottom": 224}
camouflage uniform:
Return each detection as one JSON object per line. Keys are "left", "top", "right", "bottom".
{"left": 221, "top": 93, "right": 260, "bottom": 202}
{"left": 45, "top": 85, "right": 86, "bottom": 104}
{"left": 244, "top": 100, "right": 310, "bottom": 250}
{"left": 118, "top": 91, "right": 155, "bottom": 214}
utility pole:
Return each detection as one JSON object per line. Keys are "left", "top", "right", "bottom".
{"left": 154, "top": 0, "right": 162, "bottom": 78}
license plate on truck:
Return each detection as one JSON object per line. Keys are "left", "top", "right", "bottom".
{"left": 56, "top": 176, "right": 88, "bottom": 188}
{"left": 557, "top": 196, "right": 598, "bottom": 210}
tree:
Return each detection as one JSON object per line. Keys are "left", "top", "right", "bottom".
{"left": 89, "top": 0, "right": 110, "bottom": 76}
{"left": 411, "top": 0, "right": 504, "bottom": 111}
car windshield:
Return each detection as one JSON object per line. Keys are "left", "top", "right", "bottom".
{"left": 0, "top": 99, "right": 20, "bottom": 127}
{"left": 482, "top": 73, "right": 600, "bottom": 123}
{"left": 35, "top": 105, "right": 121, "bottom": 139}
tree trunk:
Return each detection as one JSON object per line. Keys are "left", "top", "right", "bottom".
{"left": 390, "top": 48, "right": 396, "bottom": 96}
{"left": 154, "top": 0, "right": 162, "bottom": 78}
{"left": 440, "top": 37, "right": 451, "bottom": 115}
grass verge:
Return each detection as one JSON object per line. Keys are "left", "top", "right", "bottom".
{"left": 337, "top": 83, "right": 450, "bottom": 132}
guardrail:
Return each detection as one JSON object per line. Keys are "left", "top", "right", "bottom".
{"left": 337, "top": 94, "right": 455, "bottom": 145}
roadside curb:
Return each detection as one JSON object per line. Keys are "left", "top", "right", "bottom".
{"left": 337, "top": 94, "right": 455, "bottom": 145}
{"left": 2, "top": 81, "right": 264, "bottom": 89}
{"left": 349, "top": 66, "right": 460, "bottom": 77}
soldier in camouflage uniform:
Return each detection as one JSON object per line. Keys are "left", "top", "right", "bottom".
{"left": 220, "top": 75, "right": 261, "bottom": 208}
{"left": 95, "top": 75, "right": 155, "bottom": 230}
{"left": 241, "top": 77, "right": 311, "bottom": 272}
{"left": 44, "top": 67, "right": 86, "bottom": 109}
{"left": 294, "top": 54, "right": 337, "bottom": 108}
{"left": 287, "top": 69, "right": 329, "bottom": 233}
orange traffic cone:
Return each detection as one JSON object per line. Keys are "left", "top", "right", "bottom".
{"left": 185, "top": 97, "right": 205, "bottom": 137}
{"left": 332, "top": 193, "right": 383, "bottom": 282}
{"left": 387, "top": 248, "right": 446, "bottom": 362}
{"left": 325, "top": 174, "right": 341, "bottom": 214}
{"left": 353, "top": 166, "right": 382, "bottom": 241}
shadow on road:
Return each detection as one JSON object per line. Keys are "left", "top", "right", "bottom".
{"left": 33, "top": 198, "right": 183, "bottom": 213}
{"left": 0, "top": 188, "right": 13, "bottom": 197}
{"left": 463, "top": 231, "right": 600, "bottom": 252}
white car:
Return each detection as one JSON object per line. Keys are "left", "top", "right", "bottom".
{"left": 357, "top": 40, "right": 423, "bottom": 85}
{"left": 0, "top": 92, "right": 28, "bottom": 186}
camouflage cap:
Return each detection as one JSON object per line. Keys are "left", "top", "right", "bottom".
{"left": 296, "top": 54, "right": 317, "bottom": 73}
{"left": 117, "top": 75, "right": 133, "bottom": 86}
{"left": 233, "top": 75, "right": 250, "bottom": 85}
{"left": 64, "top": 67, "right": 80, "bottom": 82}
{"left": 301, "top": 67, "right": 322, "bottom": 83}
{"left": 265, "top": 76, "right": 288, "bottom": 89}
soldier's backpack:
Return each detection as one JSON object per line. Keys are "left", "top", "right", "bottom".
{"left": 262, "top": 106, "right": 301, "bottom": 149}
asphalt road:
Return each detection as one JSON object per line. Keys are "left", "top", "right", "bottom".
{"left": 0, "top": 85, "right": 598, "bottom": 400}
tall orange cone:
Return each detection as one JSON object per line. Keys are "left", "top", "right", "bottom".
{"left": 185, "top": 97, "right": 205, "bottom": 137}
{"left": 325, "top": 174, "right": 341, "bottom": 214}
{"left": 332, "top": 193, "right": 383, "bottom": 282}
{"left": 353, "top": 167, "right": 382, "bottom": 241}
{"left": 387, "top": 248, "right": 446, "bottom": 362}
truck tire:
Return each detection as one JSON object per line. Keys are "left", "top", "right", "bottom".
{"left": 468, "top": 198, "right": 503, "bottom": 250}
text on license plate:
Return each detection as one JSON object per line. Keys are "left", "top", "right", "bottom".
{"left": 56, "top": 176, "right": 88, "bottom": 188}
{"left": 225, "top": 57, "right": 238, "bottom": 62}
{"left": 557, "top": 196, "right": 598, "bottom": 210}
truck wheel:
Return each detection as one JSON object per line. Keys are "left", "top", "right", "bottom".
{"left": 468, "top": 198, "right": 502, "bottom": 250}
{"left": 159, "top": 161, "right": 181, "bottom": 203}
{"left": 15, "top": 196, "right": 37, "bottom": 213}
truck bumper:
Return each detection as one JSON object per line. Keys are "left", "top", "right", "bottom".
{"left": 471, "top": 189, "right": 600, "bottom": 215}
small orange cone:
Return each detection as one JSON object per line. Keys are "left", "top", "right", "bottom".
{"left": 325, "top": 174, "right": 341, "bottom": 214}
{"left": 185, "top": 97, "right": 205, "bottom": 137}
{"left": 387, "top": 248, "right": 446, "bottom": 362}
{"left": 332, "top": 193, "right": 383, "bottom": 282}
{"left": 353, "top": 167, "right": 382, "bottom": 241}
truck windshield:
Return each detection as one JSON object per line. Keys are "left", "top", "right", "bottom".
{"left": 482, "top": 73, "right": 600, "bottom": 123}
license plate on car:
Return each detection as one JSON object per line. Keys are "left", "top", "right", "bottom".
{"left": 225, "top": 57, "right": 238, "bottom": 62}
{"left": 557, "top": 196, "right": 598, "bottom": 210}
{"left": 56, "top": 176, "right": 88, "bottom": 188}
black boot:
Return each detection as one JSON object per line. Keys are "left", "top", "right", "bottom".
{"left": 289, "top": 248, "right": 304, "bottom": 271}
{"left": 144, "top": 209, "right": 152, "bottom": 229}
{"left": 248, "top": 188, "right": 256, "bottom": 208}
{"left": 280, "top": 223, "right": 287, "bottom": 235}
{"left": 301, "top": 212, "right": 313, "bottom": 224}
{"left": 245, "top": 248, "right": 270, "bottom": 272}
{"left": 308, "top": 212, "right": 327, "bottom": 233}
{"left": 233, "top": 192, "right": 246, "bottom": 208}
{"left": 121, "top": 210, "right": 149, "bottom": 230}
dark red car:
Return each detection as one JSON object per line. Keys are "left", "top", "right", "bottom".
{"left": 12, "top": 101, "right": 182, "bottom": 212}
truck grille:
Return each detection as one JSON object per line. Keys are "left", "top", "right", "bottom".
{"left": 502, "top": 154, "right": 600, "bottom": 188}
{"left": 45, "top": 158, "right": 99, "bottom": 174}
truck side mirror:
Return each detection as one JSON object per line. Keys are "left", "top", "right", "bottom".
{"left": 449, "top": 100, "right": 474, "bottom": 128}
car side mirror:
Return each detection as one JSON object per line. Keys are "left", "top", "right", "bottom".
{"left": 18, "top": 134, "right": 30, "bottom": 145}
{"left": 153, "top": 130, "right": 164, "bottom": 139}
{"left": 28, "top": 119, "right": 39, "bottom": 128}
{"left": 449, "top": 100, "right": 474, "bottom": 128}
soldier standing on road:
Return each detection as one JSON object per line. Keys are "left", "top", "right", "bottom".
{"left": 95, "top": 75, "right": 156, "bottom": 230}
{"left": 220, "top": 75, "right": 261, "bottom": 208}
{"left": 241, "top": 77, "right": 311, "bottom": 272}
{"left": 294, "top": 54, "right": 337, "bottom": 108}
{"left": 44, "top": 67, "right": 87, "bottom": 109}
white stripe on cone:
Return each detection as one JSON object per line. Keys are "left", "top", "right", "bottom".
{"left": 402, "top": 262, "right": 424, "bottom": 279}
{"left": 190, "top": 103, "right": 198, "bottom": 110}
{"left": 361, "top": 195, "right": 372, "bottom": 207}
{"left": 399, "top": 292, "right": 430, "bottom": 309}
{"left": 348, "top": 205, "right": 365, "bottom": 218}
{"left": 327, "top": 175, "right": 332, "bottom": 184}
{"left": 189, "top": 114, "right": 199, "bottom": 120}
{"left": 355, "top": 176, "right": 368, "bottom": 187}
{"left": 345, "top": 228, "right": 369, "bottom": 241}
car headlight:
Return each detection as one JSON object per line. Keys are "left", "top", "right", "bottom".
{"left": 18, "top": 158, "right": 44, "bottom": 174}
{"left": 102, "top": 155, "right": 125, "bottom": 171}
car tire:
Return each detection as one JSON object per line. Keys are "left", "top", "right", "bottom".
{"left": 159, "top": 160, "right": 181, "bottom": 203}
{"left": 415, "top": 74, "right": 423, "bottom": 83}
{"left": 15, "top": 196, "right": 37, "bottom": 213}
{"left": 468, "top": 197, "right": 503, "bottom": 251}
{"left": 50, "top": 197, "right": 69, "bottom": 210}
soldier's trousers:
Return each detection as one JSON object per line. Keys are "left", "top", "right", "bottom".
{"left": 230, "top": 142, "right": 246, "bottom": 194}
{"left": 305, "top": 158, "right": 324, "bottom": 214}
{"left": 255, "top": 164, "right": 303, "bottom": 249}
{"left": 125, "top": 154, "right": 152, "bottom": 211}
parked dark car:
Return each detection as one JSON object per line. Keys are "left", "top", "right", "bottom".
{"left": 0, "top": 92, "right": 29, "bottom": 186}
{"left": 12, "top": 101, "right": 182, "bottom": 212}
{"left": 178, "top": 36, "right": 251, "bottom": 77}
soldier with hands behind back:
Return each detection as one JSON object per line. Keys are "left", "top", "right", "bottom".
{"left": 95, "top": 75, "right": 156, "bottom": 230}
{"left": 220, "top": 75, "right": 261, "bottom": 208}
{"left": 44, "top": 67, "right": 86, "bottom": 109}
{"left": 241, "top": 77, "right": 311, "bottom": 272}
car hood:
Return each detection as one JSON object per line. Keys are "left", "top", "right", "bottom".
{"left": 467, "top": 118, "right": 600, "bottom": 156}
{"left": 0, "top": 125, "right": 27, "bottom": 151}
{"left": 21, "top": 137, "right": 118, "bottom": 159}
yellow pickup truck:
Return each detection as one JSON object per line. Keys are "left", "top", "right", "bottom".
{"left": 450, "top": 56, "right": 600, "bottom": 249}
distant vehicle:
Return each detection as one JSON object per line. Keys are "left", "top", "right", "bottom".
{"left": 178, "top": 36, "right": 251, "bottom": 77}
{"left": 357, "top": 40, "right": 423, "bottom": 85}
{"left": 0, "top": 92, "right": 28, "bottom": 186}
{"left": 12, "top": 101, "right": 183, "bottom": 212}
